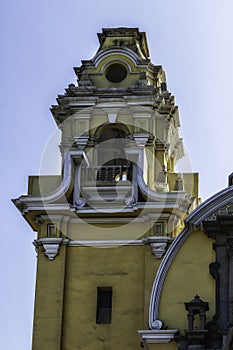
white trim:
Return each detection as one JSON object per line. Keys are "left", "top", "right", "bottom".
{"left": 143, "top": 236, "right": 174, "bottom": 258}
{"left": 149, "top": 226, "right": 191, "bottom": 328}
{"left": 133, "top": 113, "right": 152, "bottom": 119}
{"left": 187, "top": 185, "right": 233, "bottom": 225}
{"left": 134, "top": 146, "right": 193, "bottom": 211}
{"left": 13, "top": 150, "right": 89, "bottom": 212}
{"left": 68, "top": 239, "right": 144, "bottom": 247}
{"left": 92, "top": 47, "right": 142, "bottom": 67}
{"left": 100, "top": 57, "right": 132, "bottom": 74}
{"left": 21, "top": 204, "right": 73, "bottom": 213}
{"left": 148, "top": 185, "right": 233, "bottom": 329}
{"left": 108, "top": 113, "right": 117, "bottom": 123}
{"left": 34, "top": 238, "right": 63, "bottom": 260}
{"left": 138, "top": 329, "right": 178, "bottom": 349}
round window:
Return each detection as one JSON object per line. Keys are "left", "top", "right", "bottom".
{"left": 105, "top": 63, "right": 127, "bottom": 83}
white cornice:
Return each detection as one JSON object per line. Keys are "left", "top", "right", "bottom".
{"left": 138, "top": 329, "right": 178, "bottom": 349}
{"left": 68, "top": 239, "right": 144, "bottom": 247}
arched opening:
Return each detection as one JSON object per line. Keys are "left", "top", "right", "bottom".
{"left": 78, "top": 123, "right": 135, "bottom": 207}
{"left": 96, "top": 124, "right": 132, "bottom": 183}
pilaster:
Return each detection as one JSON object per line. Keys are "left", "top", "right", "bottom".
{"left": 32, "top": 241, "right": 67, "bottom": 350}
{"left": 203, "top": 216, "right": 233, "bottom": 347}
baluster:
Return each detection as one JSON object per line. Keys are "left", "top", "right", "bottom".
{"left": 109, "top": 167, "right": 113, "bottom": 182}
{"left": 119, "top": 166, "right": 122, "bottom": 180}
{"left": 97, "top": 167, "right": 102, "bottom": 182}
{"left": 104, "top": 167, "right": 108, "bottom": 182}
{"left": 94, "top": 167, "right": 98, "bottom": 182}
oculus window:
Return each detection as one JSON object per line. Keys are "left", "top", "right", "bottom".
{"left": 105, "top": 63, "right": 127, "bottom": 82}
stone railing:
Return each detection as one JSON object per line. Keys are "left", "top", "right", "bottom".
{"left": 81, "top": 165, "right": 131, "bottom": 184}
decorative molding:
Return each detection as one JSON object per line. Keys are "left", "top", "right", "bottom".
{"left": 12, "top": 150, "right": 90, "bottom": 213}
{"left": 205, "top": 203, "right": 233, "bottom": 222}
{"left": 138, "top": 329, "right": 178, "bottom": 349}
{"left": 187, "top": 185, "right": 233, "bottom": 225}
{"left": 73, "top": 135, "right": 89, "bottom": 150}
{"left": 93, "top": 47, "right": 140, "bottom": 68}
{"left": 125, "top": 196, "right": 136, "bottom": 206}
{"left": 151, "top": 242, "right": 168, "bottom": 258}
{"left": 154, "top": 181, "right": 169, "bottom": 192}
{"left": 133, "top": 112, "right": 152, "bottom": 119}
{"left": 107, "top": 113, "right": 117, "bottom": 123}
{"left": 36, "top": 214, "right": 71, "bottom": 222}
{"left": 149, "top": 226, "right": 191, "bottom": 328}
{"left": 143, "top": 236, "right": 173, "bottom": 258}
{"left": 80, "top": 184, "right": 132, "bottom": 209}
{"left": 75, "top": 198, "right": 86, "bottom": 208}
{"left": 151, "top": 319, "right": 163, "bottom": 330}
{"left": 68, "top": 239, "right": 144, "bottom": 247}
{"left": 34, "top": 238, "right": 63, "bottom": 260}
{"left": 136, "top": 148, "right": 193, "bottom": 211}
{"left": 149, "top": 185, "right": 233, "bottom": 330}
{"left": 132, "top": 134, "right": 149, "bottom": 148}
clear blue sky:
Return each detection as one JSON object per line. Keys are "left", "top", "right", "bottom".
{"left": 1, "top": 0, "right": 233, "bottom": 348}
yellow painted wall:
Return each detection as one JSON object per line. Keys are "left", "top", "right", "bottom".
{"left": 67, "top": 222, "right": 153, "bottom": 241}
{"left": 62, "top": 245, "right": 146, "bottom": 350}
{"left": 32, "top": 245, "right": 67, "bottom": 350}
{"left": 32, "top": 243, "right": 162, "bottom": 350}
{"left": 32, "top": 228, "right": 215, "bottom": 350}
{"left": 149, "top": 341, "right": 178, "bottom": 350}
{"left": 159, "top": 230, "right": 215, "bottom": 332}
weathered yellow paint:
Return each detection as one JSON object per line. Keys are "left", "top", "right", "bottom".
{"left": 31, "top": 242, "right": 163, "bottom": 350}
{"left": 144, "top": 246, "right": 162, "bottom": 326}
{"left": 62, "top": 246, "right": 145, "bottom": 349}
{"left": 159, "top": 230, "right": 215, "bottom": 332}
{"left": 67, "top": 222, "right": 152, "bottom": 241}
{"left": 16, "top": 28, "right": 202, "bottom": 350}
{"left": 167, "top": 173, "right": 199, "bottom": 198}
{"left": 28, "top": 176, "right": 61, "bottom": 195}
{"left": 148, "top": 340, "right": 178, "bottom": 350}
{"left": 32, "top": 245, "right": 67, "bottom": 350}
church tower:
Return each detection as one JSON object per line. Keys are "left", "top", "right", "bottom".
{"left": 13, "top": 28, "right": 198, "bottom": 350}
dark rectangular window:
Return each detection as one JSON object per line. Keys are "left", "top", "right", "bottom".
{"left": 47, "top": 224, "right": 57, "bottom": 237}
{"left": 96, "top": 287, "right": 112, "bottom": 324}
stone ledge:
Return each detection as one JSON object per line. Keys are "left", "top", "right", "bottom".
{"left": 138, "top": 329, "right": 178, "bottom": 349}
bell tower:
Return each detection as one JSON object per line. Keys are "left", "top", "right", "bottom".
{"left": 13, "top": 28, "right": 198, "bottom": 350}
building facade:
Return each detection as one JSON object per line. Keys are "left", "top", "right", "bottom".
{"left": 139, "top": 175, "right": 233, "bottom": 350}
{"left": 13, "top": 28, "right": 201, "bottom": 350}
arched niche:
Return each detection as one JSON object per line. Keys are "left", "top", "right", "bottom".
{"left": 94, "top": 123, "right": 132, "bottom": 182}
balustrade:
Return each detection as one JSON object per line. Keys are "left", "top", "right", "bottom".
{"left": 81, "top": 165, "right": 132, "bottom": 184}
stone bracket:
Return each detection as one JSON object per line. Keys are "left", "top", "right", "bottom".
{"left": 132, "top": 134, "right": 150, "bottom": 148}
{"left": 143, "top": 236, "right": 173, "bottom": 258}
{"left": 73, "top": 135, "right": 89, "bottom": 150}
{"left": 33, "top": 238, "right": 63, "bottom": 260}
{"left": 138, "top": 329, "right": 178, "bottom": 350}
